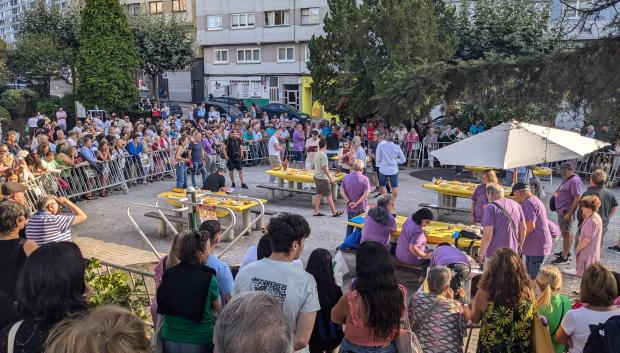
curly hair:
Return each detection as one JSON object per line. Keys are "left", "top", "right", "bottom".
{"left": 478, "top": 248, "right": 532, "bottom": 307}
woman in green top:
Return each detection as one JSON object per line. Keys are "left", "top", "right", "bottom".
{"left": 535, "top": 266, "right": 571, "bottom": 353}
{"left": 157, "top": 231, "right": 221, "bottom": 353}
{"left": 471, "top": 248, "right": 535, "bottom": 353}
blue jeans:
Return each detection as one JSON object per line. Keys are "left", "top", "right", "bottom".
{"left": 191, "top": 161, "right": 206, "bottom": 188}
{"left": 525, "top": 255, "right": 546, "bottom": 279}
{"left": 176, "top": 163, "right": 187, "bottom": 188}
{"left": 339, "top": 339, "right": 396, "bottom": 353}
{"left": 163, "top": 339, "right": 213, "bottom": 353}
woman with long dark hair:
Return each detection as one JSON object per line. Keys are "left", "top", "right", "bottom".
{"left": 331, "top": 241, "right": 405, "bottom": 353}
{"left": 360, "top": 195, "right": 396, "bottom": 248}
{"left": 306, "top": 249, "right": 343, "bottom": 353}
{"left": 0, "top": 242, "right": 88, "bottom": 353}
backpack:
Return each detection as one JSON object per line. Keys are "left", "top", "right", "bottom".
{"left": 339, "top": 229, "right": 362, "bottom": 251}
{"left": 583, "top": 315, "right": 620, "bottom": 353}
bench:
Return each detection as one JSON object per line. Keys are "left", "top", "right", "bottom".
{"left": 256, "top": 184, "right": 315, "bottom": 202}
{"left": 144, "top": 211, "right": 187, "bottom": 237}
{"left": 340, "top": 248, "right": 428, "bottom": 273}
{"left": 418, "top": 202, "right": 471, "bottom": 219}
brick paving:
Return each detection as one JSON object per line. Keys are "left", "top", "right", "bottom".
{"left": 71, "top": 165, "right": 620, "bottom": 352}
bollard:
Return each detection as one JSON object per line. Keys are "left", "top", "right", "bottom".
{"left": 187, "top": 186, "right": 199, "bottom": 231}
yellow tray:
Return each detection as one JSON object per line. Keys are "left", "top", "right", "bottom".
{"left": 265, "top": 168, "right": 346, "bottom": 184}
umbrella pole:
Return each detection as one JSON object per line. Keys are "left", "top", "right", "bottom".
{"left": 513, "top": 168, "right": 518, "bottom": 185}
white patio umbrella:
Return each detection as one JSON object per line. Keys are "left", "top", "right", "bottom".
{"left": 430, "top": 121, "right": 609, "bottom": 169}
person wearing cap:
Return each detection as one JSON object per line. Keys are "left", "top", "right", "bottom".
{"left": 375, "top": 131, "right": 406, "bottom": 200}
{"left": 512, "top": 182, "right": 552, "bottom": 279}
{"left": 479, "top": 183, "right": 526, "bottom": 268}
{"left": 25, "top": 195, "right": 87, "bottom": 245}
{"left": 551, "top": 162, "right": 582, "bottom": 265}
{"left": 1, "top": 181, "right": 27, "bottom": 205}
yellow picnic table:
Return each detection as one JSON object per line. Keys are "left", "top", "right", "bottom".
{"left": 423, "top": 181, "right": 512, "bottom": 215}
{"left": 346, "top": 215, "right": 481, "bottom": 254}
{"left": 265, "top": 168, "right": 346, "bottom": 200}
{"left": 465, "top": 166, "right": 552, "bottom": 180}
{"left": 158, "top": 190, "right": 268, "bottom": 235}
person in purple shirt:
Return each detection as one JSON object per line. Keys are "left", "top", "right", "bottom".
{"left": 395, "top": 208, "right": 434, "bottom": 266}
{"left": 430, "top": 243, "right": 470, "bottom": 302}
{"left": 480, "top": 183, "right": 526, "bottom": 268}
{"left": 470, "top": 170, "right": 498, "bottom": 224}
{"left": 292, "top": 124, "right": 305, "bottom": 169}
{"left": 551, "top": 162, "right": 582, "bottom": 265}
{"left": 339, "top": 160, "right": 371, "bottom": 235}
{"left": 360, "top": 195, "right": 396, "bottom": 248}
{"left": 512, "top": 182, "right": 552, "bottom": 279}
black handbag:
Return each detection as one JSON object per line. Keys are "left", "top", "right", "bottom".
{"left": 549, "top": 196, "right": 556, "bottom": 212}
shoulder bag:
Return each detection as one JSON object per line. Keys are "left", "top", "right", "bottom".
{"left": 7, "top": 320, "right": 24, "bottom": 353}
{"left": 549, "top": 175, "right": 577, "bottom": 212}
{"left": 531, "top": 313, "right": 555, "bottom": 353}
{"left": 395, "top": 307, "right": 423, "bottom": 353}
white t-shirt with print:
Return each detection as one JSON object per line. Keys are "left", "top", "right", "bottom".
{"left": 234, "top": 258, "right": 320, "bottom": 333}
{"left": 560, "top": 306, "right": 620, "bottom": 353}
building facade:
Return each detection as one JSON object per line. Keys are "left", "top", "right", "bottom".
{"left": 195, "top": 0, "right": 328, "bottom": 110}
{"left": 0, "top": 0, "right": 69, "bottom": 44}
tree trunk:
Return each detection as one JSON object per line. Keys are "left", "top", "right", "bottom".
{"left": 151, "top": 73, "right": 160, "bottom": 107}
{"left": 71, "top": 65, "right": 77, "bottom": 95}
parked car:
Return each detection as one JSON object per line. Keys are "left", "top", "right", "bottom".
{"left": 259, "top": 103, "right": 311, "bottom": 124}
{"left": 168, "top": 102, "right": 183, "bottom": 117}
{"left": 205, "top": 101, "right": 243, "bottom": 122}
{"left": 208, "top": 96, "right": 248, "bottom": 112}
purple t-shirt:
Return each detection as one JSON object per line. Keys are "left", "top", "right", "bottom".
{"left": 430, "top": 246, "right": 469, "bottom": 267}
{"left": 554, "top": 176, "right": 582, "bottom": 213}
{"left": 471, "top": 184, "right": 488, "bottom": 223}
{"left": 395, "top": 218, "right": 427, "bottom": 265}
{"left": 293, "top": 130, "right": 305, "bottom": 152}
{"left": 481, "top": 198, "right": 525, "bottom": 257}
{"left": 361, "top": 214, "right": 396, "bottom": 247}
{"left": 341, "top": 172, "right": 370, "bottom": 213}
{"left": 521, "top": 196, "right": 552, "bottom": 257}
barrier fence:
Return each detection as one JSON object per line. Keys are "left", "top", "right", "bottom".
{"left": 22, "top": 150, "right": 176, "bottom": 212}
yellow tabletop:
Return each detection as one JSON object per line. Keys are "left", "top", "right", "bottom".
{"left": 346, "top": 215, "right": 481, "bottom": 249}
{"left": 465, "top": 166, "right": 551, "bottom": 177}
{"left": 265, "top": 168, "right": 346, "bottom": 184}
{"left": 423, "top": 180, "right": 511, "bottom": 198}
{"left": 158, "top": 191, "right": 267, "bottom": 213}
{"left": 464, "top": 166, "right": 494, "bottom": 173}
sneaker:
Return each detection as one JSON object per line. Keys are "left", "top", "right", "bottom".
{"left": 554, "top": 251, "right": 571, "bottom": 258}
{"left": 551, "top": 256, "right": 570, "bottom": 265}
{"left": 231, "top": 183, "right": 236, "bottom": 188}
{"left": 242, "top": 184, "right": 249, "bottom": 189}
{"left": 607, "top": 245, "right": 620, "bottom": 254}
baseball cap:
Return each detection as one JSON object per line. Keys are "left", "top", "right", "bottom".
{"left": 560, "top": 162, "right": 574, "bottom": 171}
{"left": 1, "top": 181, "right": 27, "bottom": 197}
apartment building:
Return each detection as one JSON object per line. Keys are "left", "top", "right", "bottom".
{"left": 0, "top": 0, "right": 68, "bottom": 44}
{"left": 195, "top": 0, "right": 328, "bottom": 110}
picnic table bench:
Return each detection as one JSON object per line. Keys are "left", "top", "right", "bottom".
{"left": 256, "top": 184, "right": 316, "bottom": 202}
{"left": 418, "top": 202, "right": 471, "bottom": 218}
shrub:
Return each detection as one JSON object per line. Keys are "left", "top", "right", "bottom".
{"left": 36, "top": 97, "right": 60, "bottom": 116}
{"left": 59, "top": 93, "right": 77, "bottom": 118}
{"left": 0, "top": 106, "right": 10, "bottom": 123}
{"left": 0, "top": 89, "right": 38, "bottom": 119}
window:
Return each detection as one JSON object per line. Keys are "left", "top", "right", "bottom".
{"left": 301, "top": 7, "right": 320, "bottom": 24}
{"left": 564, "top": 0, "right": 591, "bottom": 18}
{"left": 277, "top": 47, "right": 294, "bottom": 62}
{"left": 231, "top": 13, "right": 255, "bottom": 29}
{"left": 148, "top": 1, "right": 162, "bottom": 14}
{"left": 123, "top": 3, "right": 140, "bottom": 15}
{"left": 172, "top": 0, "right": 186, "bottom": 12}
{"left": 265, "top": 10, "right": 289, "bottom": 26}
{"left": 207, "top": 15, "right": 222, "bottom": 30}
{"left": 237, "top": 48, "right": 260, "bottom": 63}
{"left": 304, "top": 45, "right": 310, "bottom": 63}
{"left": 214, "top": 49, "right": 229, "bottom": 64}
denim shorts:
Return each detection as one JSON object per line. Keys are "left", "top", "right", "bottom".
{"left": 293, "top": 151, "right": 303, "bottom": 162}
{"left": 378, "top": 172, "right": 398, "bottom": 188}
{"left": 525, "top": 255, "right": 546, "bottom": 279}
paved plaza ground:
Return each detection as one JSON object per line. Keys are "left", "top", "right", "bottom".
{"left": 71, "top": 164, "right": 620, "bottom": 352}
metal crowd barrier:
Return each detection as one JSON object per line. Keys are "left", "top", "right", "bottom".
{"left": 61, "top": 159, "right": 127, "bottom": 199}
{"left": 124, "top": 150, "right": 175, "bottom": 184}
{"left": 23, "top": 172, "right": 65, "bottom": 212}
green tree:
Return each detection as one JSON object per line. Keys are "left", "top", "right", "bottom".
{"left": 1, "top": 89, "right": 38, "bottom": 119}
{"left": 17, "top": 0, "right": 80, "bottom": 93}
{"left": 130, "top": 14, "right": 195, "bottom": 106}
{"left": 7, "top": 35, "right": 69, "bottom": 97}
{"left": 76, "top": 0, "right": 140, "bottom": 112}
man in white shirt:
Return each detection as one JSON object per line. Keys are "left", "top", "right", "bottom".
{"left": 375, "top": 130, "right": 406, "bottom": 200}
{"left": 27, "top": 115, "right": 39, "bottom": 139}
{"left": 234, "top": 213, "right": 320, "bottom": 353}
{"left": 268, "top": 128, "right": 283, "bottom": 183}
{"left": 304, "top": 130, "right": 320, "bottom": 170}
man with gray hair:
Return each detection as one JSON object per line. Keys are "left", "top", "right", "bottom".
{"left": 551, "top": 162, "right": 581, "bottom": 265}
{"left": 479, "top": 183, "right": 525, "bottom": 267}
{"left": 25, "top": 195, "right": 87, "bottom": 245}
{"left": 340, "top": 159, "right": 371, "bottom": 235}
{"left": 214, "top": 290, "right": 293, "bottom": 353}
{"left": 375, "top": 130, "right": 406, "bottom": 200}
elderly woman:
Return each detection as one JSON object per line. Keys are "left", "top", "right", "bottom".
{"left": 395, "top": 208, "right": 434, "bottom": 265}
{"left": 351, "top": 136, "right": 366, "bottom": 169}
{"left": 408, "top": 267, "right": 468, "bottom": 353}
{"left": 360, "top": 195, "right": 396, "bottom": 248}
{"left": 338, "top": 140, "right": 353, "bottom": 174}
{"left": 575, "top": 195, "right": 603, "bottom": 277}
{"left": 471, "top": 169, "right": 498, "bottom": 224}
{"left": 470, "top": 248, "right": 534, "bottom": 353}
{"left": 557, "top": 264, "right": 620, "bottom": 353}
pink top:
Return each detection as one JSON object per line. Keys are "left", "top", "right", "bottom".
{"left": 345, "top": 285, "right": 407, "bottom": 346}
{"left": 576, "top": 213, "right": 602, "bottom": 277}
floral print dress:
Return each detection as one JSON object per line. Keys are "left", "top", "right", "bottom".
{"left": 477, "top": 300, "right": 534, "bottom": 353}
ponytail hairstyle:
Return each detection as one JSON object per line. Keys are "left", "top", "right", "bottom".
{"left": 535, "top": 266, "right": 563, "bottom": 311}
